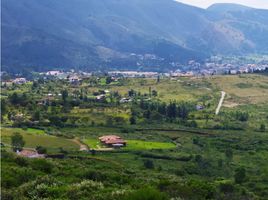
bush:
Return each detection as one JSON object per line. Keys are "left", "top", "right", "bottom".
{"left": 14, "top": 156, "right": 28, "bottom": 167}
{"left": 81, "top": 170, "right": 107, "bottom": 181}
{"left": 2, "top": 167, "right": 36, "bottom": 188}
{"left": 260, "top": 124, "right": 266, "bottom": 132}
{"left": 219, "top": 181, "right": 235, "bottom": 193}
{"left": 123, "top": 187, "right": 168, "bottom": 200}
{"left": 31, "top": 159, "right": 53, "bottom": 173}
{"left": 67, "top": 180, "right": 104, "bottom": 199}
{"left": 18, "top": 175, "right": 62, "bottom": 199}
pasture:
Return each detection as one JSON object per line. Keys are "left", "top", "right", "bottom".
{"left": 1, "top": 128, "right": 79, "bottom": 152}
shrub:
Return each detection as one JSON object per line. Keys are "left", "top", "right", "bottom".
{"left": 67, "top": 180, "right": 104, "bottom": 199}
{"left": 260, "top": 124, "right": 266, "bottom": 132}
{"left": 123, "top": 187, "right": 168, "bottom": 200}
{"left": 143, "top": 159, "right": 154, "bottom": 169}
{"left": 14, "top": 156, "right": 28, "bottom": 167}
{"left": 18, "top": 175, "right": 62, "bottom": 199}
{"left": 219, "top": 181, "right": 235, "bottom": 193}
{"left": 31, "top": 159, "right": 53, "bottom": 173}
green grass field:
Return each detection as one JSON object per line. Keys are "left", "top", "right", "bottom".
{"left": 1, "top": 128, "right": 79, "bottom": 153}
{"left": 83, "top": 137, "right": 176, "bottom": 150}
{"left": 83, "top": 138, "right": 100, "bottom": 149}
{"left": 125, "top": 140, "right": 176, "bottom": 150}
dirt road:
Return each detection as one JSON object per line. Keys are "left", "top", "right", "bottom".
{"left": 215, "top": 91, "right": 226, "bottom": 115}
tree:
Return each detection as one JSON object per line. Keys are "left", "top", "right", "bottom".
{"left": 235, "top": 111, "right": 249, "bottom": 122}
{"left": 260, "top": 124, "right": 266, "bottom": 132}
{"left": 106, "top": 76, "right": 112, "bottom": 84}
{"left": 130, "top": 116, "right": 137, "bottom": 125}
{"left": 9, "top": 92, "right": 20, "bottom": 105}
{"left": 149, "top": 87, "right": 152, "bottom": 97}
{"left": 157, "top": 75, "right": 160, "bottom": 83}
{"left": 106, "top": 117, "right": 114, "bottom": 127}
{"left": 167, "top": 102, "right": 176, "bottom": 119}
{"left": 124, "top": 187, "right": 168, "bottom": 200}
{"left": 91, "top": 149, "right": 96, "bottom": 155}
{"left": 36, "top": 146, "right": 47, "bottom": 154}
{"left": 32, "top": 81, "right": 38, "bottom": 90}
{"left": 1, "top": 99, "right": 8, "bottom": 118}
{"left": 61, "top": 89, "right": 68, "bottom": 102}
{"left": 11, "top": 132, "right": 25, "bottom": 152}
{"left": 143, "top": 159, "right": 154, "bottom": 169}
{"left": 128, "top": 89, "right": 136, "bottom": 97}
{"left": 152, "top": 90, "right": 158, "bottom": 97}
{"left": 225, "top": 149, "right": 233, "bottom": 161}
{"left": 234, "top": 167, "right": 246, "bottom": 184}
{"left": 32, "top": 110, "right": 41, "bottom": 121}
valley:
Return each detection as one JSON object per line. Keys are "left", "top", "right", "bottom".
{"left": 1, "top": 73, "right": 268, "bottom": 199}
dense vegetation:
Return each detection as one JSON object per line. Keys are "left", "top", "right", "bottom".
{"left": 1, "top": 74, "right": 268, "bottom": 199}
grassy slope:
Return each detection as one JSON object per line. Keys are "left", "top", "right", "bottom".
{"left": 1, "top": 128, "right": 79, "bottom": 152}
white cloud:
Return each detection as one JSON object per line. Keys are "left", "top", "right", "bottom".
{"left": 176, "top": 0, "right": 268, "bottom": 9}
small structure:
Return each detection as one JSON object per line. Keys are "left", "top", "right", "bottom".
{"left": 120, "top": 98, "right": 132, "bottom": 103}
{"left": 99, "top": 135, "right": 127, "bottom": 148}
{"left": 12, "top": 78, "right": 27, "bottom": 84}
{"left": 16, "top": 150, "right": 46, "bottom": 158}
{"left": 46, "top": 71, "right": 61, "bottom": 76}
{"left": 196, "top": 105, "right": 205, "bottom": 110}
{"left": 96, "top": 94, "right": 106, "bottom": 101}
{"left": 68, "top": 75, "right": 81, "bottom": 84}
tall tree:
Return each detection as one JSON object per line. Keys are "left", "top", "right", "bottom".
{"left": 234, "top": 167, "right": 246, "bottom": 184}
{"left": 61, "top": 89, "right": 68, "bottom": 102}
{"left": 11, "top": 132, "right": 25, "bottom": 152}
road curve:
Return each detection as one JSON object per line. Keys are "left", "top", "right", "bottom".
{"left": 215, "top": 91, "right": 226, "bottom": 115}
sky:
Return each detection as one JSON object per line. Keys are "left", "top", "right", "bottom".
{"left": 176, "top": 0, "right": 268, "bottom": 9}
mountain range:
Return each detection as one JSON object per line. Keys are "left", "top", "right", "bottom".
{"left": 2, "top": 0, "right": 268, "bottom": 72}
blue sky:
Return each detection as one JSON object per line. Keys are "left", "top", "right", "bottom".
{"left": 177, "top": 0, "right": 268, "bottom": 9}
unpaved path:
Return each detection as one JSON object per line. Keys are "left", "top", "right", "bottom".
{"left": 215, "top": 91, "right": 226, "bottom": 115}
{"left": 73, "top": 138, "right": 89, "bottom": 151}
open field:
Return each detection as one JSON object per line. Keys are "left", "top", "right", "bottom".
{"left": 210, "top": 74, "right": 268, "bottom": 104}
{"left": 125, "top": 139, "right": 176, "bottom": 150}
{"left": 83, "top": 137, "right": 176, "bottom": 150}
{"left": 1, "top": 128, "right": 79, "bottom": 152}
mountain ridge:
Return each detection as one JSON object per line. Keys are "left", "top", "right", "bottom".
{"left": 2, "top": 0, "right": 268, "bottom": 72}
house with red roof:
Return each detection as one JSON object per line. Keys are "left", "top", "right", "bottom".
{"left": 99, "top": 135, "right": 127, "bottom": 148}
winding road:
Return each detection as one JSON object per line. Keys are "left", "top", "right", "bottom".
{"left": 215, "top": 91, "right": 226, "bottom": 115}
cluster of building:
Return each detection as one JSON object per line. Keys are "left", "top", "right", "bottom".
{"left": 1, "top": 61, "right": 268, "bottom": 87}
{"left": 1, "top": 77, "right": 28, "bottom": 85}
{"left": 40, "top": 70, "right": 92, "bottom": 84}
{"left": 108, "top": 71, "right": 159, "bottom": 78}
{"left": 199, "top": 62, "right": 268, "bottom": 76}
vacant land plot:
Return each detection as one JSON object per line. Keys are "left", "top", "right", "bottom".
{"left": 210, "top": 74, "right": 268, "bottom": 104}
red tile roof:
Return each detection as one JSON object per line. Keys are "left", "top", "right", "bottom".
{"left": 99, "top": 135, "right": 126, "bottom": 145}
{"left": 17, "top": 150, "right": 45, "bottom": 158}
